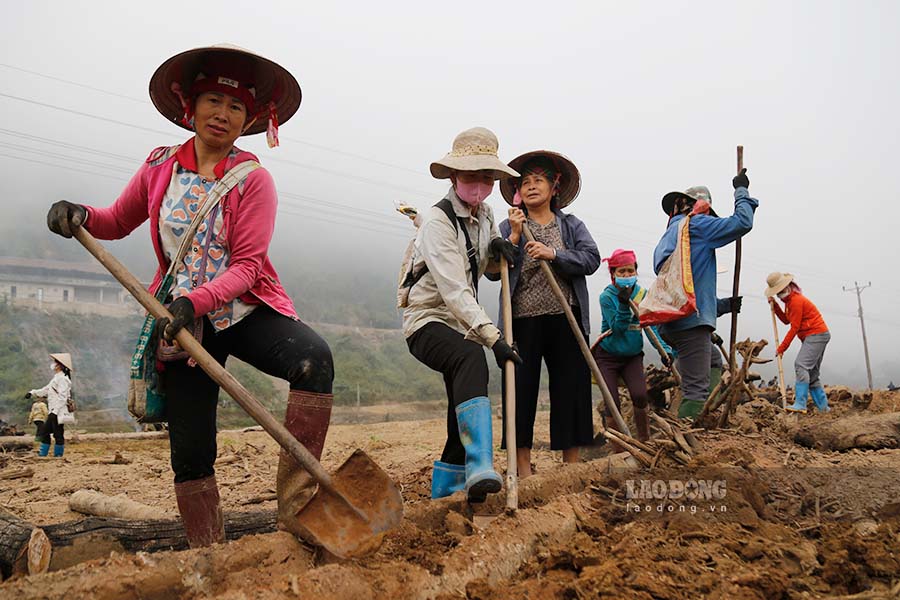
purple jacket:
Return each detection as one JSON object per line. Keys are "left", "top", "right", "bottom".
{"left": 487, "top": 209, "right": 600, "bottom": 335}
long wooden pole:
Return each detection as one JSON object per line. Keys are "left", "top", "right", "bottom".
{"left": 521, "top": 224, "right": 631, "bottom": 436}
{"left": 769, "top": 303, "right": 789, "bottom": 409}
{"left": 72, "top": 228, "right": 365, "bottom": 521}
{"left": 499, "top": 258, "right": 518, "bottom": 511}
{"left": 627, "top": 299, "right": 681, "bottom": 386}
{"left": 729, "top": 147, "right": 744, "bottom": 380}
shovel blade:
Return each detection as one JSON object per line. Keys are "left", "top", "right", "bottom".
{"left": 294, "top": 449, "right": 403, "bottom": 558}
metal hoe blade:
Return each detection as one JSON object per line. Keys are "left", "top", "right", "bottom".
{"left": 294, "top": 449, "right": 404, "bottom": 558}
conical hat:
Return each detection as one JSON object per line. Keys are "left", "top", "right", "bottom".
{"left": 50, "top": 353, "right": 73, "bottom": 371}
{"left": 500, "top": 150, "right": 581, "bottom": 208}
{"left": 149, "top": 44, "right": 302, "bottom": 136}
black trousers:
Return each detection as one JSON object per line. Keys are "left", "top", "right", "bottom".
{"left": 164, "top": 306, "right": 333, "bottom": 483}
{"left": 39, "top": 413, "right": 64, "bottom": 446}
{"left": 407, "top": 322, "right": 489, "bottom": 465}
{"left": 502, "top": 312, "right": 594, "bottom": 451}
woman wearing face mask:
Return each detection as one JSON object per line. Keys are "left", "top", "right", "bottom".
{"left": 403, "top": 127, "right": 522, "bottom": 502}
{"left": 765, "top": 272, "right": 831, "bottom": 413}
{"left": 46, "top": 45, "right": 333, "bottom": 548}
{"left": 489, "top": 151, "right": 600, "bottom": 477}
{"left": 592, "top": 250, "right": 673, "bottom": 443}
{"left": 28, "top": 353, "right": 74, "bottom": 457}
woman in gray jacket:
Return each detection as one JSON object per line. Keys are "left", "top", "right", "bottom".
{"left": 490, "top": 151, "right": 600, "bottom": 477}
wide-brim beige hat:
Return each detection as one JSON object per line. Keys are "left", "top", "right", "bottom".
{"left": 149, "top": 44, "right": 302, "bottom": 136}
{"left": 430, "top": 127, "right": 520, "bottom": 180}
{"left": 50, "top": 353, "right": 73, "bottom": 371}
{"left": 764, "top": 272, "right": 795, "bottom": 297}
{"left": 500, "top": 150, "right": 582, "bottom": 209}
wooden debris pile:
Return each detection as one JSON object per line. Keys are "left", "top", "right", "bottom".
{"left": 599, "top": 410, "right": 701, "bottom": 468}
{"left": 698, "top": 338, "right": 772, "bottom": 428}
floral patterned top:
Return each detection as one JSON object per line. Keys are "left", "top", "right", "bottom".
{"left": 159, "top": 157, "right": 257, "bottom": 331}
{"left": 511, "top": 217, "right": 577, "bottom": 319}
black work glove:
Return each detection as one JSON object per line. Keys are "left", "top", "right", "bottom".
{"left": 47, "top": 201, "right": 87, "bottom": 238}
{"left": 732, "top": 168, "right": 749, "bottom": 190}
{"left": 155, "top": 296, "right": 196, "bottom": 342}
{"left": 25, "top": 392, "right": 32, "bottom": 399}
{"left": 728, "top": 295, "right": 743, "bottom": 314}
{"left": 491, "top": 338, "right": 523, "bottom": 369}
{"left": 617, "top": 285, "right": 634, "bottom": 302}
{"left": 489, "top": 237, "right": 519, "bottom": 265}
{"left": 711, "top": 332, "right": 724, "bottom": 346}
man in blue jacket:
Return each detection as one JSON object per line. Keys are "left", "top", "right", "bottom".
{"left": 653, "top": 169, "right": 758, "bottom": 419}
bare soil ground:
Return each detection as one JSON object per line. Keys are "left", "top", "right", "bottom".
{"left": 2, "top": 389, "right": 900, "bottom": 599}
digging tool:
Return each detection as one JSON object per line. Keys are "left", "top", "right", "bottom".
{"left": 72, "top": 228, "right": 402, "bottom": 559}
{"left": 499, "top": 257, "right": 518, "bottom": 511}
{"left": 728, "top": 146, "right": 744, "bottom": 378}
{"left": 627, "top": 299, "right": 681, "bottom": 387}
{"left": 711, "top": 332, "right": 731, "bottom": 367}
{"left": 769, "top": 302, "right": 789, "bottom": 409}
{"left": 521, "top": 224, "right": 631, "bottom": 436}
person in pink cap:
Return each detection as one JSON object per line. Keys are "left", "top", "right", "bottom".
{"left": 45, "top": 45, "right": 332, "bottom": 548}
{"left": 592, "top": 249, "right": 672, "bottom": 442}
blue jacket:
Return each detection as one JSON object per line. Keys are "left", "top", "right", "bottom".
{"left": 598, "top": 284, "right": 673, "bottom": 357}
{"left": 487, "top": 209, "right": 600, "bottom": 336}
{"left": 653, "top": 187, "right": 758, "bottom": 334}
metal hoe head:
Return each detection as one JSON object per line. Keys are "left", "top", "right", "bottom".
{"left": 294, "top": 449, "right": 403, "bottom": 558}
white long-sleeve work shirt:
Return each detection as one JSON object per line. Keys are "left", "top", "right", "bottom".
{"left": 30, "top": 371, "right": 72, "bottom": 416}
{"left": 402, "top": 189, "right": 502, "bottom": 347}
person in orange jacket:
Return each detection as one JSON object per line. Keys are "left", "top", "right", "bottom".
{"left": 765, "top": 272, "right": 831, "bottom": 413}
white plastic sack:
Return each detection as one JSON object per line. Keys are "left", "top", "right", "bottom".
{"left": 639, "top": 217, "right": 697, "bottom": 326}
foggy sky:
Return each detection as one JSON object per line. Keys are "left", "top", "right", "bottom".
{"left": 2, "top": 1, "right": 898, "bottom": 387}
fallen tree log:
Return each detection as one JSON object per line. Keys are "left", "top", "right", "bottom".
{"left": 0, "top": 438, "right": 34, "bottom": 453}
{"left": 0, "top": 509, "right": 51, "bottom": 579}
{"left": 794, "top": 412, "right": 900, "bottom": 451}
{"left": 0, "top": 467, "right": 34, "bottom": 481}
{"left": 42, "top": 510, "right": 276, "bottom": 571}
{"left": 69, "top": 489, "right": 169, "bottom": 520}
{"left": 0, "top": 530, "right": 310, "bottom": 600}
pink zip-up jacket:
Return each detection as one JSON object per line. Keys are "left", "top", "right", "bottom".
{"left": 83, "top": 138, "right": 298, "bottom": 320}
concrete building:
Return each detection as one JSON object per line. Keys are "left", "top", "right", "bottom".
{"left": 0, "top": 256, "right": 140, "bottom": 315}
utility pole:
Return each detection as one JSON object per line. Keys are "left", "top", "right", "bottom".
{"left": 843, "top": 281, "right": 873, "bottom": 390}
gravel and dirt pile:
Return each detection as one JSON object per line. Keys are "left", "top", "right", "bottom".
{"left": 2, "top": 388, "right": 899, "bottom": 599}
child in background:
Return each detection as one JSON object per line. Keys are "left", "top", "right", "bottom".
{"left": 765, "top": 272, "right": 831, "bottom": 413}
{"left": 26, "top": 393, "right": 48, "bottom": 443}
{"left": 593, "top": 249, "right": 673, "bottom": 441}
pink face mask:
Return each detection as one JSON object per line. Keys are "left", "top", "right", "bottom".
{"left": 455, "top": 180, "right": 494, "bottom": 206}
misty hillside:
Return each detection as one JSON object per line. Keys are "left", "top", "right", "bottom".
{"left": 0, "top": 302, "right": 456, "bottom": 428}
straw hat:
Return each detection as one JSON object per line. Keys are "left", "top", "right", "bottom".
{"left": 50, "top": 353, "right": 73, "bottom": 371}
{"left": 430, "top": 127, "right": 520, "bottom": 180}
{"left": 500, "top": 150, "right": 581, "bottom": 208}
{"left": 149, "top": 44, "right": 302, "bottom": 136}
{"left": 764, "top": 272, "right": 795, "bottom": 297}
{"left": 661, "top": 185, "right": 718, "bottom": 217}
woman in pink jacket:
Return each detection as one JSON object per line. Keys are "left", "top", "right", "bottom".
{"left": 46, "top": 45, "right": 332, "bottom": 548}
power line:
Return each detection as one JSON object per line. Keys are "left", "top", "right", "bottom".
{"left": 0, "top": 63, "right": 148, "bottom": 103}
{"left": 0, "top": 62, "right": 430, "bottom": 177}
{"left": 0, "top": 94, "right": 435, "bottom": 198}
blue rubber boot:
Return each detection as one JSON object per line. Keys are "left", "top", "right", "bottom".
{"left": 455, "top": 397, "right": 503, "bottom": 503}
{"left": 53, "top": 444, "right": 64, "bottom": 457}
{"left": 431, "top": 461, "right": 466, "bottom": 499}
{"left": 38, "top": 443, "right": 50, "bottom": 457}
{"left": 810, "top": 386, "right": 830, "bottom": 413}
{"left": 786, "top": 382, "right": 810, "bottom": 413}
